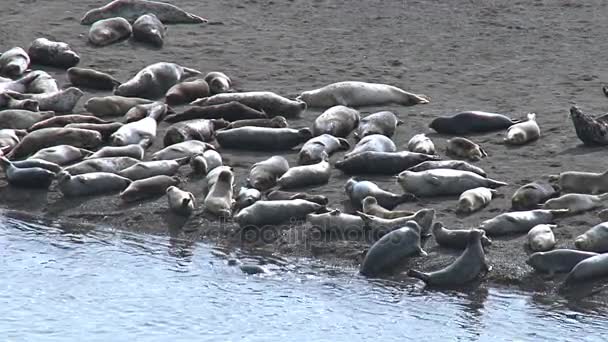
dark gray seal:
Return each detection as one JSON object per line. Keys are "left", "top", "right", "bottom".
{"left": 10, "top": 158, "right": 62, "bottom": 173}
{"left": 65, "top": 122, "right": 124, "bottom": 141}
{"left": 67, "top": 67, "right": 121, "bottom": 90}
{"left": 85, "top": 96, "right": 153, "bottom": 117}
{"left": 28, "top": 115, "right": 109, "bottom": 132}
{"left": 564, "top": 253, "right": 608, "bottom": 284}
{"left": 569, "top": 105, "right": 608, "bottom": 146}
{"left": 132, "top": 13, "right": 166, "bottom": 47}
{"left": 88, "top": 17, "right": 132, "bottom": 46}
{"left": 354, "top": 111, "right": 402, "bottom": 140}
{"left": 526, "top": 249, "right": 599, "bottom": 276}
{"left": 429, "top": 111, "right": 520, "bottom": 134}
{"left": 0, "top": 110, "right": 54, "bottom": 130}
{"left": 233, "top": 199, "right": 324, "bottom": 227}
{"left": 28, "top": 38, "right": 80, "bottom": 68}
{"left": 4, "top": 87, "right": 83, "bottom": 113}
{"left": 312, "top": 105, "right": 360, "bottom": 137}
{"left": 165, "top": 102, "right": 266, "bottom": 123}
{"left": 191, "top": 91, "right": 306, "bottom": 118}
{"left": 81, "top": 0, "right": 207, "bottom": 24}
{"left": 0, "top": 47, "right": 29, "bottom": 77}
{"left": 336, "top": 151, "right": 440, "bottom": 175}
{"left": 165, "top": 79, "right": 210, "bottom": 105}
{"left": 115, "top": 62, "right": 201, "bottom": 100}
{"left": 511, "top": 180, "right": 557, "bottom": 210}
{"left": 215, "top": 127, "right": 312, "bottom": 150}
{"left": 0, "top": 156, "right": 55, "bottom": 188}
{"left": 163, "top": 119, "right": 227, "bottom": 146}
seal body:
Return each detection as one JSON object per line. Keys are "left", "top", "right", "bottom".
{"left": 0, "top": 157, "right": 56, "bottom": 188}
{"left": 354, "top": 111, "right": 401, "bottom": 139}
{"left": 397, "top": 169, "right": 507, "bottom": 197}
{"left": 312, "top": 105, "right": 360, "bottom": 137}
{"left": 152, "top": 140, "right": 213, "bottom": 160}
{"left": 361, "top": 196, "right": 414, "bottom": 219}
{"left": 28, "top": 115, "right": 109, "bottom": 132}
{"left": 0, "top": 110, "right": 54, "bottom": 130}
{"left": 80, "top": 0, "right": 207, "bottom": 24}
{"left": 165, "top": 102, "right": 266, "bottom": 123}
{"left": 190, "top": 150, "right": 222, "bottom": 175}
{"left": 5, "top": 88, "right": 83, "bottom": 113}
{"left": 247, "top": 156, "right": 289, "bottom": 191}
{"left": 89, "top": 17, "right": 132, "bottom": 46}
{"left": 277, "top": 159, "right": 331, "bottom": 189}
{"left": 26, "top": 71, "right": 59, "bottom": 94}
{"left": 505, "top": 113, "right": 540, "bottom": 145}
{"left": 407, "top": 160, "right": 486, "bottom": 177}
{"left": 569, "top": 105, "right": 608, "bottom": 145}
{"left": 115, "top": 62, "right": 201, "bottom": 99}
{"left": 298, "top": 81, "right": 429, "bottom": 109}
{"left": 166, "top": 186, "right": 195, "bottom": 216}
{"left": 457, "top": 187, "right": 497, "bottom": 214}
{"left": 527, "top": 224, "right": 556, "bottom": 252}
{"left": 337, "top": 151, "right": 440, "bottom": 175}
{"left": 0, "top": 47, "right": 29, "bottom": 77}
{"left": 86, "top": 144, "right": 144, "bottom": 160}
{"left": 124, "top": 101, "right": 170, "bottom": 123}
{"left": 132, "top": 13, "right": 166, "bottom": 47}
{"left": 191, "top": 92, "right": 306, "bottom": 118}
{"left": 216, "top": 127, "right": 312, "bottom": 150}
{"left": 479, "top": 209, "right": 567, "bottom": 236}
{"left": 10, "top": 158, "right": 61, "bottom": 173}
{"left": 64, "top": 156, "right": 139, "bottom": 175}
{"left": 29, "top": 145, "right": 92, "bottom": 165}
{"left": 526, "top": 249, "right": 598, "bottom": 275}
{"left": 203, "top": 72, "right": 231, "bottom": 94}
{"left": 85, "top": 96, "right": 152, "bottom": 117}
{"left": 446, "top": 137, "right": 487, "bottom": 161}
{"left": 204, "top": 169, "right": 234, "bottom": 217}
{"left": 298, "top": 134, "right": 349, "bottom": 165}
{"left": 345, "top": 178, "right": 416, "bottom": 209}
{"left": 0, "top": 73, "right": 39, "bottom": 93}
{"left": 28, "top": 38, "right": 80, "bottom": 68}
{"left": 119, "top": 159, "right": 184, "bottom": 180}
{"left": 68, "top": 67, "right": 120, "bottom": 90}
{"left": 165, "top": 79, "right": 209, "bottom": 105}
{"left": 564, "top": 253, "right": 608, "bottom": 284}
{"left": 432, "top": 222, "right": 492, "bottom": 249}
{"left": 0, "top": 129, "right": 26, "bottom": 151}
{"left": 234, "top": 187, "right": 262, "bottom": 211}
{"left": 233, "top": 199, "right": 323, "bottom": 227}
{"left": 223, "top": 116, "right": 288, "bottom": 130}
{"left": 306, "top": 209, "right": 365, "bottom": 234}
{"left": 511, "top": 181, "right": 557, "bottom": 210}
{"left": 65, "top": 122, "right": 124, "bottom": 141}
{"left": 575, "top": 222, "right": 608, "bottom": 253}
{"left": 407, "top": 134, "right": 435, "bottom": 155}
{"left": 163, "top": 119, "right": 225, "bottom": 147}
{"left": 266, "top": 190, "right": 328, "bottom": 205}
{"left": 556, "top": 170, "right": 608, "bottom": 195}
{"left": 0, "top": 93, "right": 38, "bottom": 111}
{"left": 110, "top": 117, "right": 157, "bottom": 146}
{"left": 57, "top": 171, "right": 131, "bottom": 197}
{"left": 430, "top": 111, "right": 518, "bottom": 134}
{"left": 120, "top": 175, "right": 180, "bottom": 202}
{"left": 8, "top": 128, "right": 102, "bottom": 159}
{"left": 542, "top": 193, "right": 608, "bottom": 214}
{"left": 358, "top": 209, "right": 436, "bottom": 236}
{"left": 345, "top": 134, "right": 396, "bottom": 158}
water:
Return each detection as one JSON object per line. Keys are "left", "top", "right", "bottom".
{"left": 1, "top": 215, "right": 606, "bottom": 342}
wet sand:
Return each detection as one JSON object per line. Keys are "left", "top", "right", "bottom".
{"left": 1, "top": 0, "right": 608, "bottom": 300}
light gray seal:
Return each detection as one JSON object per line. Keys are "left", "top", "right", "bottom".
{"left": 0, "top": 157, "right": 55, "bottom": 188}
{"left": 151, "top": 140, "right": 213, "bottom": 160}
{"left": 166, "top": 186, "right": 195, "bottom": 216}
{"left": 306, "top": 209, "right": 365, "bottom": 234}
{"left": 204, "top": 72, "right": 231, "bottom": 94}
{"left": 575, "top": 222, "right": 608, "bottom": 253}
{"left": 164, "top": 102, "right": 266, "bottom": 123}
{"left": 216, "top": 127, "right": 312, "bottom": 150}
{"left": 265, "top": 190, "right": 328, "bottom": 206}
{"left": 119, "top": 158, "right": 187, "bottom": 180}
{"left": 234, "top": 187, "right": 262, "bottom": 211}
{"left": 354, "top": 111, "right": 401, "bottom": 140}
{"left": 277, "top": 158, "right": 331, "bottom": 189}
{"left": 432, "top": 222, "right": 492, "bottom": 249}
{"left": 312, "top": 105, "right": 360, "bottom": 137}
{"left": 247, "top": 156, "right": 289, "bottom": 191}
{"left": 345, "top": 178, "right": 416, "bottom": 209}
{"left": 9, "top": 158, "right": 61, "bottom": 174}
{"left": 0, "top": 110, "right": 54, "bottom": 130}
{"left": 511, "top": 180, "right": 557, "bottom": 210}
{"left": 88, "top": 17, "right": 132, "bottom": 46}
{"left": 564, "top": 253, "right": 608, "bottom": 284}
{"left": 550, "top": 170, "right": 608, "bottom": 195}
{"left": 86, "top": 144, "right": 144, "bottom": 160}
{"left": 298, "top": 81, "right": 429, "bottom": 109}
{"left": 85, "top": 96, "right": 153, "bottom": 117}
{"left": 29, "top": 145, "right": 92, "bottom": 165}
{"left": 189, "top": 150, "right": 222, "bottom": 175}
{"left": 357, "top": 208, "right": 436, "bottom": 236}
{"left": 222, "top": 116, "right": 288, "bottom": 130}
{"left": 361, "top": 196, "right": 414, "bottom": 219}
{"left": 68, "top": 67, "right": 121, "bottom": 91}
{"left": 165, "top": 79, "right": 210, "bottom": 105}
{"left": 297, "top": 134, "right": 349, "bottom": 165}
{"left": 4, "top": 87, "right": 83, "bottom": 113}
{"left": 457, "top": 187, "right": 498, "bottom": 214}
{"left": 0, "top": 73, "right": 39, "bottom": 93}
{"left": 344, "top": 134, "right": 396, "bottom": 158}
{"left": 0, "top": 93, "right": 39, "bottom": 111}
{"left": 28, "top": 38, "right": 80, "bottom": 68}
{"left": 336, "top": 151, "right": 440, "bottom": 175}
{"left": 7, "top": 128, "right": 102, "bottom": 159}
{"left": 526, "top": 249, "right": 599, "bottom": 276}
{"left": 64, "top": 156, "right": 139, "bottom": 175}
{"left": 504, "top": 113, "right": 540, "bottom": 145}
{"left": 397, "top": 169, "right": 507, "bottom": 197}
{"left": 359, "top": 220, "right": 426, "bottom": 277}
{"left": 0, "top": 129, "right": 26, "bottom": 151}
{"left": 120, "top": 175, "right": 180, "bottom": 202}
{"left": 527, "top": 224, "right": 556, "bottom": 252}
{"left": 80, "top": 0, "right": 208, "bottom": 24}
{"left": 204, "top": 169, "right": 235, "bottom": 217}
{"left": 407, "top": 160, "right": 486, "bottom": 177}
{"left": 28, "top": 115, "right": 109, "bottom": 132}
{"left": 124, "top": 101, "right": 171, "bottom": 123}
{"left": 115, "top": 62, "right": 201, "bottom": 99}
{"left": 408, "top": 229, "right": 490, "bottom": 287}
{"left": 446, "top": 137, "right": 487, "bottom": 161}
{"left": 110, "top": 117, "right": 156, "bottom": 146}
{"left": 191, "top": 91, "right": 306, "bottom": 118}
{"left": 132, "top": 13, "right": 166, "bottom": 47}
{"left": 57, "top": 170, "right": 131, "bottom": 197}
{"left": 479, "top": 209, "right": 568, "bottom": 236}
{"left": 233, "top": 199, "right": 324, "bottom": 227}
{"left": 25, "top": 71, "right": 59, "bottom": 94}
{"left": 65, "top": 122, "right": 124, "bottom": 141}
{"left": 542, "top": 193, "right": 608, "bottom": 214}
{"left": 407, "top": 134, "right": 435, "bottom": 155}
{"left": 0, "top": 47, "right": 29, "bottom": 77}
{"left": 163, "top": 119, "right": 227, "bottom": 147}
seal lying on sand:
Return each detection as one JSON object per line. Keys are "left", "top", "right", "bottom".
{"left": 191, "top": 92, "right": 306, "bottom": 118}
{"left": 569, "top": 105, "right": 608, "bottom": 145}
{"left": 0, "top": 157, "right": 56, "bottom": 188}
{"left": 526, "top": 249, "right": 598, "bottom": 276}
{"left": 354, "top": 111, "right": 401, "bottom": 139}
{"left": 164, "top": 102, "right": 267, "bottom": 123}
{"left": 28, "top": 38, "right": 80, "bottom": 68}
{"left": 336, "top": 151, "right": 439, "bottom": 175}
{"left": 345, "top": 178, "right": 416, "bottom": 209}
{"left": 0, "top": 47, "right": 29, "bottom": 77}
{"left": 57, "top": 171, "right": 131, "bottom": 197}
{"left": 511, "top": 181, "right": 557, "bottom": 210}
{"left": 115, "top": 62, "right": 201, "bottom": 100}
{"left": 215, "top": 127, "right": 312, "bottom": 150}
{"left": 397, "top": 169, "right": 507, "bottom": 197}
{"left": 81, "top": 0, "right": 207, "bottom": 24}
{"left": 430, "top": 111, "right": 519, "bottom": 135}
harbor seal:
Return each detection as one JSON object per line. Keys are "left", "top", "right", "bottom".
{"left": 28, "top": 115, "right": 108, "bottom": 132}
{"left": 569, "top": 105, "right": 608, "bottom": 146}
{"left": 359, "top": 221, "right": 426, "bottom": 277}
{"left": 164, "top": 102, "right": 266, "bottom": 123}
{"left": 28, "top": 38, "right": 80, "bottom": 68}
{"left": 204, "top": 72, "right": 232, "bottom": 94}
{"left": 575, "top": 223, "right": 608, "bottom": 253}
{"left": 25, "top": 71, "right": 58, "bottom": 94}
{"left": 222, "top": 116, "right": 288, "bottom": 130}
{"left": 163, "top": 119, "right": 227, "bottom": 147}
{"left": 0, "top": 110, "right": 54, "bottom": 130}
{"left": 564, "top": 253, "right": 608, "bottom": 284}
{"left": 446, "top": 137, "right": 487, "bottom": 161}
{"left": 277, "top": 158, "right": 331, "bottom": 189}
{"left": 216, "top": 127, "right": 312, "bottom": 150}
{"left": 7, "top": 128, "right": 102, "bottom": 159}
{"left": 64, "top": 156, "right": 139, "bottom": 175}
{"left": 357, "top": 209, "right": 436, "bottom": 236}
{"left": 88, "top": 17, "right": 132, "bottom": 46}
{"left": 336, "top": 151, "right": 440, "bottom": 175}
{"left": 152, "top": 140, "right": 213, "bottom": 160}
{"left": 511, "top": 181, "right": 558, "bottom": 210}
{"left": 85, "top": 96, "right": 152, "bottom": 117}
{"left": 457, "top": 187, "right": 498, "bottom": 214}
{"left": 247, "top": 156, "right": 289, "bottom": 191}
{"left": 429, "top": 111, "right": 520, "bottom": 134}
{"left": 306, "top": 209, "right": 365, "bottom": 234}
{"left": 0, "top": 94, "right": 38, "bottom": 111}
{"left": 479, "top": 209, "right": 568, "bottom": 236}
{"left": 166, "top": 186, "right": 195, "bottom": 216}
{"left": 0, "top": 129, "right": 26, "bottom": 151}
{"left": 204, "top": 169, "right": 235, "bottom": 217}
{"left": 234, "top": 187, "right": 262, "bottom": 211}
{"left": 397, "top": 169, "right": 507, "bottom": 197}
{"left": 408, "top": 229, "right": 490, "bottom": 286}
{"left": 526, "top": 249, "right": 599, "bottom": 276}
{"left": 344, "top": 134, "right": 396, "bottom": 158}
{"left": 505, "top": 113, "right": 540, "bottom": 145}
{"left": 233, "top": 199, "right": 324, "bottom": 227}
{"left": 124, "top": 101, "right": 171, "bottom": 123}
{"left": 345, "top": 178, "right": 416, "bottom": 209}
{"left": 191, "top": 92, "right": 306, "bottom": 118}
{"left": 312, "top": 105, "right": 360, "bottom": 137}
{"left": 67, "top": 67, "right": 121, "bottom": 90}
{"left": 80, "top": 0, "right": 207, "bottom": 24}
{"left": 0, "top": 47, "right": 29, "bottom": 77}
{"left": 119, "top": 158, "right": 186, "bottom": 180}
{"left": 265, "top": 190, "right": 328, "bottom": 206}
{"left": 65, "top": 122, "right": 124, "bottom": 141}
{"left": 542, "top": 193, "right": 608, "bottom": 214}
{"left": 406, "top": 160, "right": 486, "bottom": 177}
{"left": 527, "top": 224, "right": 556, "bottom": 252}
{"left": 298, "top": 81, "right": 429, "bottom": 109}
{"left": 29, "top": 145, "right": 92, "bottom": 165}
{"left": 432, "top": 222, "right": 492, "bottom": 249}
{"left": 132, "top": 13, "right": 166, "bottom": 47}
{"left": 120, "top": 175, "right": 180, "bottom": 202}
{"left": 298, "top": 134, "right": 349, "bottom": 165}
{"left": 110, "top": 117, "right": 157, "bottom": 146}
{"left": 407, "top": 134, "right": 435, "bottom": 155}
{"left": 552, "top": 170, "right": 608, "bottom": 194}
{"left": 10, "top": 158, "right": 61, "bottom": 173}
{"left": 57, "top": 171, "right": 131, "bottom": 197}
{"left": 354, "top": 111, "right": 401, "bottom": 140}
{"left": 361, "top": 196, "right": 414, "bottom": 219}
{"left": 4, "top": 87, "right": 83, "bottom": 113}
{"left": 165, "top": 79, "right": 209, "bottom": 105}
{"left": 115, "top": 62, "right": 201, "bottom": 99}
{"left": 0, "top": 157, "right": 55, "bottom": 188}
{"left": 86, "top": 144, "right": 144, "bottom": 160}
{"left": 0, "top": 73, "right": 39, "bottom": 94}
{"left": 189, "top": 150, "right": 222, "bottom": 175}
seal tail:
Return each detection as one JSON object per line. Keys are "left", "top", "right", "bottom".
{"left": 407, "top": 269, "right": 430, "bottom": 283}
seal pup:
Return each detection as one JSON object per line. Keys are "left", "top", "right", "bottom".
{"left": 0, "top": 110, "right": 54, "bottom": 130}
{"left": 397, "top": 169, "right": 507, "bottom": 197}
{"left": 25, "top": 71, "right": 59, "bottom": 94}
{"left": 266, "top": 190, "right": 328, "bottom": 205}
{"left": 297, "top": 134, "right": 349, "bottom": 165}
{"left": 110, "top": 117, "right": 156, "bottom": 147}
{"left": 407, "top": 134, "right": 435, "bottom": 155}
{"left": 64, "top": 156, "right": 139, "bottom": 175}
{"left": 457, "top": 187, "right": 498, "bottom": 214}
{"left": 505, "top": 113, "right": 540, "bottom": 145}
{"left": 191, "top": 92, "right": 306, "bottom": 118}
{"left": 344, "top": 134, "right": 396, "bottom": 158}
{"left": 164, "top": 102, "right": 266, "bottom": 123}
{"left": 345, "top": 178, "right": 416, "bottom": 209}
{"left": 0, "top": 47, "right": 29, "bottom": 77}
{"left": 120, "top": 175, "right": 180, "bottom": 202}
{"left": 165, "top": 79, "right": 209, "bottom": 105}
{"left": 57, "top": 171, "right": 131, "bottom": 197}
{"left": 65, "top": 122, "right": 124, "bottom": 141}
{"left": 569, "top": 105, "right": 608, "bottom": 146}
{"left": 204, "top": 169, "right": 235, "bottom": 217}
{"left": 216, "top": 127, "right": 312, "bottom": 151}
{"left": 163, "top": 119, "right": 226, "bottom": 147}
{"left": 88, "top": 17, "right": 132, "bottom": 46}
{"left": 312, "top": 105, "right": 360, "bottom": 137}
{"left": 247, "top": 156, "right": 289, "bottom": 191}
{"left": 446, "top": 137, "right": 487, "bottom": 161}
{"left": 67, "top": 67, "right": 121, "bottom": 90}
{"left": 429, "top": 111, "right": 519, "bottom": 134}
{"left": 359, "top": 221, "right": 426, "bottom": 277}
{"left": 551, "top": 170, "right": 608, "bottom": 195}
{"left": 190, "top": 150, "right": 222, "bottom": 175}
{"left": 277, "top": 157, "right": 331, "bottom": 189}
{"left": 85, "top": 96, "right": 152, "bottom": 117}
{"left": 29, "top": 145, "right": 92, "bottom": 165}
{"left": 119, "top": 158, "right": 187, "bottom": 180}
{"left": 204, "top": 72, "right": 231, "bottom": 94}
{"left": 28, "top": 38, "right": 80, "bottom": 68}
{"left": 0, "top": 157, "right": 55, "bottom": 188}
{"left": 408, "top": 229, "right": 490, "bottom": 287}
{"left": 4, "top": 87, "right": 83, "bottom": 113}
{"left": 357, "top": 209, "right": 436, "bottom": 236}
{"left": 542, "top": 193, "right": 608, "bottom": 214}
{"left": 233, "top": 199, "right": 324, "bottom": 227}
{"left": 432, "top": 222, "right": 492, "bottom": 249}
{"left": 527, "top": 224, "right": 556, "bottom": 252}
{"left": 234, "top": 187, "right": 262, "bottom": 211}
{"left": 80, "top": 0, "right": 208, "bottom": 24}
{"left": 7, "top": 128, "right": 102, "bottom": 159}
{"left": 407, "top": 160, "right": 486, "bottom": 177}
{"left": 115, "top": 62, "right": 201, "bottom": 99}
{"left": 306, "top": 209, "right": 366, "bottom": 234}
{"left": 132, "top": 13, "right": 166, "bottom": 47}
{"left": 564, "top": 253, "right": 608, "bottom": 284}
{"left": 124, "top": 101, "right": 171, "bottom": 123}
{"left": 361, "top": 196, "right": 414, "bottom": 219}
{"left": 222, "top": 116, "right": 288, "bottom": 130}
{"left": 86, "top": 144, "right": 144, "bottom": 160}
{"left": 526, "top": 249, "right": 599, "bottom": 276}
{"left": 28, "top": 115, "right": 109, "bottom": 132}
{"left": 511, "top": 181, "right": 557, "bottom": 210}
{"left": 336, "top": 151, "right": 440, "bottom": 175}
{"left": 354, "top": 111, "right": 401, "bottom": 140}
{"left": 575, "top": 223, "right": 608, "bottom": 253}
{"left": 479, "top": 209, "right": 568, "bottom": 236}
{"left": 166, "top": 186, "right": 195, "bottom": 216}
{"left": 298, "top": 81, "right": 429, "bottom": 109}
{"left": 151, "top": 140, "right": 213, "bottom": 160}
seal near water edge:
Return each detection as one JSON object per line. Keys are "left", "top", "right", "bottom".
{"left": 57, "top": 170, "right": 131, "bottom": 197}
{"left": 166, "top": 186, "right": 195, "bottom": 216}
{"left": 526, "top": 249, "right": 599, "bottom": 276}
{"left": 479, "top": 209, "right": 569, "bottom": 236}
{"left": 204, "top": 169, "right": 235, "bottom": 218}
{"left": 247, "top": 156, "right": 289, "bottom": 191}
{"left": 80, "top": 0, "right": 208, "bottom": 25}
{"left": 233, "top": 199, "right": 324, "bottom": 227}
{"left": 119, "top": 175, "right": 180, "bottom": 202}
{"left": 432, "top": 222, "right": 492, "bottom": 249}
{"left": 0, "top": 156, "right": 56, "bottom": 188}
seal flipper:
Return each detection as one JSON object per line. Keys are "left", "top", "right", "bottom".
{"left": 486, "top": 178, "right": 508, "bottom": 189}
{"left": 407, "top": 269, "right": 430, "bottom": 283}
{"left": 603, "top": 85, "right": 608, "bottom": 98}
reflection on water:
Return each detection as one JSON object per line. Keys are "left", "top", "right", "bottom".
{"left": 0, "top": 214, "right": 606, "bottom": 342}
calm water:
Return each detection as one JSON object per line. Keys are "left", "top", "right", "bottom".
{"left": 1, "top": 215, "right": 606, "bottom": 342}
